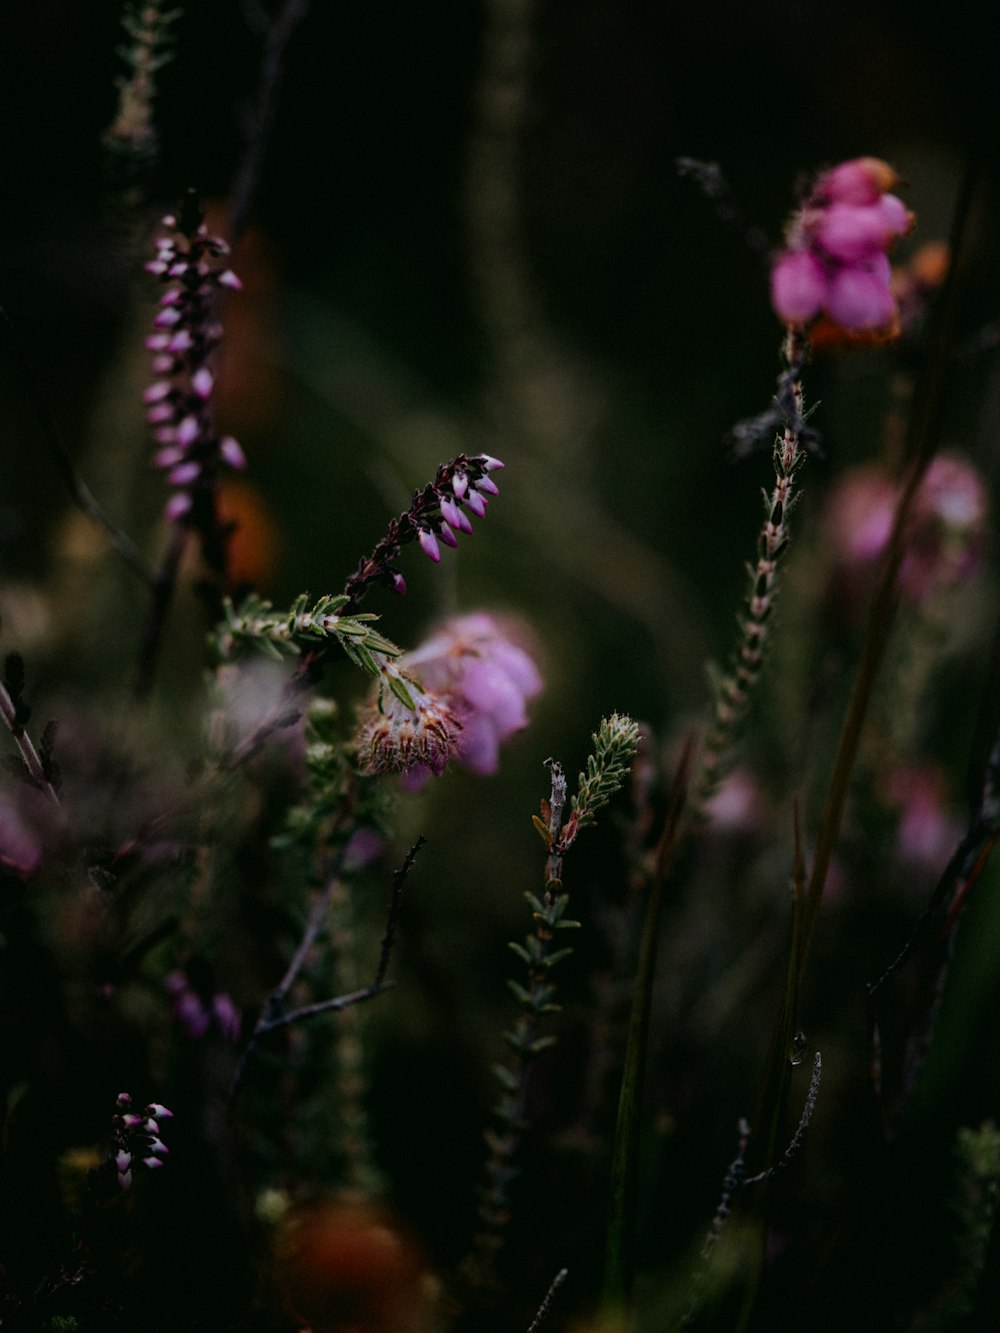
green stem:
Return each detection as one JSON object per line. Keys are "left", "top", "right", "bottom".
{"left": 602, "top": 740, "right": 693, "bottom": 1317}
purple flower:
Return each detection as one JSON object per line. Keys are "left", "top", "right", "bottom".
{"left": 144, "top": 202, "right": 246, "bottom": 528}
{"left": 770, "top": 158, "right": 913, "bottom": 332}
{"left": 354, "top": 669, "right": 461, "bottom": 777}
{"left": 824, "top": 453, "right": 988, "bottom": 604}
{"left": 398, "top": 613, "right": 543, "bottom": 778}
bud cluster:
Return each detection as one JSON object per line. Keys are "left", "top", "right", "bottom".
{"left": 771, "top": 157, "right": 913, "bottom": 332}
{"left": 144, "top": 200, "right": 246, "bottom": 526}
{"left": 343, "top": 454, "right": 504, "bottom": 606}
{"left": 111, "top": 1092, "right": 173, "bottom": 1190}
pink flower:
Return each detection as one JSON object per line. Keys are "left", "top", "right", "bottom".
{"left": 825, "top": 454, "right": 988, "bottom": 603}
{"left": 354, "top": 672, "right": 461, "bottom": 777}
{"left": 401, "top": 613, "right": 543, "bottom": 777}
{"left": 771, "top": 157, "right": 913, "bottom": 332}
{"left": 355, "top": 614, "right": 543, "bottom": 785}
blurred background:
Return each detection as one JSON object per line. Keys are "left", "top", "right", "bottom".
{"left": 2, "top": 2, "right": 1000, "bottom": 1328}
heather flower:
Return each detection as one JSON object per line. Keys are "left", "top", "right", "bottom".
{"left": 343, "top": 455, "right": 504, "bottom": 607}
{"left": 111, "top": 1092, "right": 173, "bottom": 1189}
{"left": 144, "top": 197, "right": 246, "bottom": 531}
{"left": 825, "top": 454, "right": 987, "bottom": 602}
{"left": 354, "top": 662, "right": 462, "bottom": 777}
{"left": 397, "top": 613, "right": 543, "bottom": 778}
{"left": 888, "top": 766, "right": 961, "bottom": 871}
{"left": 771, "top": 157, "right": 913, "bottom": 331}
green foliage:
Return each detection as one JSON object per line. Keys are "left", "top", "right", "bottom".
{"left": 570, "top": 712, "right": 641, "bottom": 833}
{"left": 211, "top": 592, "right": 402, "bottom": 678}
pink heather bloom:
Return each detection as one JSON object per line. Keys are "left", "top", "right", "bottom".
{"left": 825, "top": 454, "right": 988, "bottom": 603}
{"left": 888, "top": 766, "right": 961, "bottom": 872}
{"left": 354, "top": 671, "right": 461, "bottom": 777}
{"left": 400, "top": 613, "right": 543, "bottom": 777}
{"left": 771, "top": 158, "right": 913, "bottom": 331}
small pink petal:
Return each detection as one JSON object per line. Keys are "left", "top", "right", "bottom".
{"left": 418, "top": 529, "right": 441, "bottom": 562}
{"left": 770, "top": 249, "right": 827, "bottom": 324}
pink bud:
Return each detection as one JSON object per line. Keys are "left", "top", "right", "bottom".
{"left": 219, "top": 436, "right": 247, "bottom": 470}
{"left": 165, "top": 493, "right": 193, "bottom": 523}
{"left": 217, "top": 269, "right": 242, "bottom": 290}
{"left": 191, "top": 367, "right": 214, "bottom": 399}
{"left": 816, "top": 157, "right": 897, "bottom": 206}
{"left": 475, "top": 475, "right": 500, "bottom": 496}
{"left": 770, "top": 249, "right": 827, "bottom": 324}
{"left": 153, "top": 307, "right": 181, "bottom": 329}
{"left": 168, "top": 461, "right": 201, "bottom": 487}
{"left": 142, "top": 1156, "right": 165, "bottom": 1170}
{"left": 438, "top": 521, "right": 458, "bottom": 548}
{"left": 440, "top": 497, "right": 462, "bottom": 528}
{"left": 146, "top": 1103, "right": 174, "bottom": 1119}
{"left": 418, "top": 529, "right": 441, "bottom": 563}
{"left": 452, "top": 470, "right": 468, "bottom": 500}
{"left": 116, "top": 1150, "right": 132, "bottom": 1174}
{"left": 389, "top": 571, "right": 407, "bottom": 596}
{"left": 465, "top": 490, "right": 487, "bottom": 518}
{"left": 825, "top": 257, "right": 896, "bottom": 330}
{"left": 480, "top": 455, "right": 504, "bottom": 471}
{"left": 175, "top": 415, "right": 200, "bottom": 448}
{"left": 154, "top": 446, "right": 185, "bottom": 469}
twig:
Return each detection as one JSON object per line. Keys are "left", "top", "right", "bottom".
{"left": 375, "top": 835, "right": 425, "bottom": 986}
{"left": 230, "top": 840, "right": 423, "bottom": 1099}
{"left": 229, "top": 0, "right": 311, "bottom": 240}
{"left": 134, "top": 524, "right": 190, "bottom": 697}
{"left": 0, "top": 677, "right": 60, "bottom": 806}
{"left": 526, "top": 1268, "right": 568, "bottom": 1333}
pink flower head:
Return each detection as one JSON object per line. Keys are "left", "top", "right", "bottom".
{"left": 354, "top": 670, "right": 461, "bottom": 777}
{"left": 401, "top": 613, "right": 543, "bottom": 777}
{"left": 771, "top": 158, "right": 913, "bottom": 332}
{"left": 825, "top": 453, "right": 988, "bottom": 603}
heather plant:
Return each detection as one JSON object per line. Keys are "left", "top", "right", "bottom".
{"left": 2, "top": 9, "right": 1000, "bottom": 1333}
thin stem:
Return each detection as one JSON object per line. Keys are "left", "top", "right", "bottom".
{"left": 0, "top": 679, "right": 60, "bottom": 806}
{"left": 229, "top": 0, "right": 311, "bottom": 241}
{"left": 134, "top": 524, "right": 190, "bottom": 697}
{"left": 602, "top": 736, "right": 692, "bottom": 1314}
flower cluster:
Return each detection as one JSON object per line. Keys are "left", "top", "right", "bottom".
{"left": 771, "top": 157, "right": 913, "bottom": 332}
{"left": 825, "top": 453, "right": 988, "bottom": 603}
{"left": 354, "top": 614, "right": 542, "bottom": 780}
{"left": 343, "top": 455, "right": 504, "bottom": 605}
{"left": 144, "top": 197, "right": 246, "bottom": 525}
{"left": 111, "top": 1092, "right": 173, "bottom": 1190}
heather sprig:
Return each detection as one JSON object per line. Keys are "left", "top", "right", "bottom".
{"left": 110, "top": 1093, "right": 173, "bottom": 1190}
{"left": 342, "top": 453, "right": 504, "bottom": 608}
{"left": 691, "top": 332, "right": 810, "bottom": 814}
{"left": 102, "top": 1, "right": 182, "bottom": 173}
{"left": 144, "top": 195, "right": 245, "bottom": 546}
{"left": 212, "top": 591, "right": 402, "bottom": 679}
{"left": 465, "top": 716, "right": 638, "bottom": 1292}
{"left": 946, "top": 1121, "right": 1000, "bottom": 1324}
